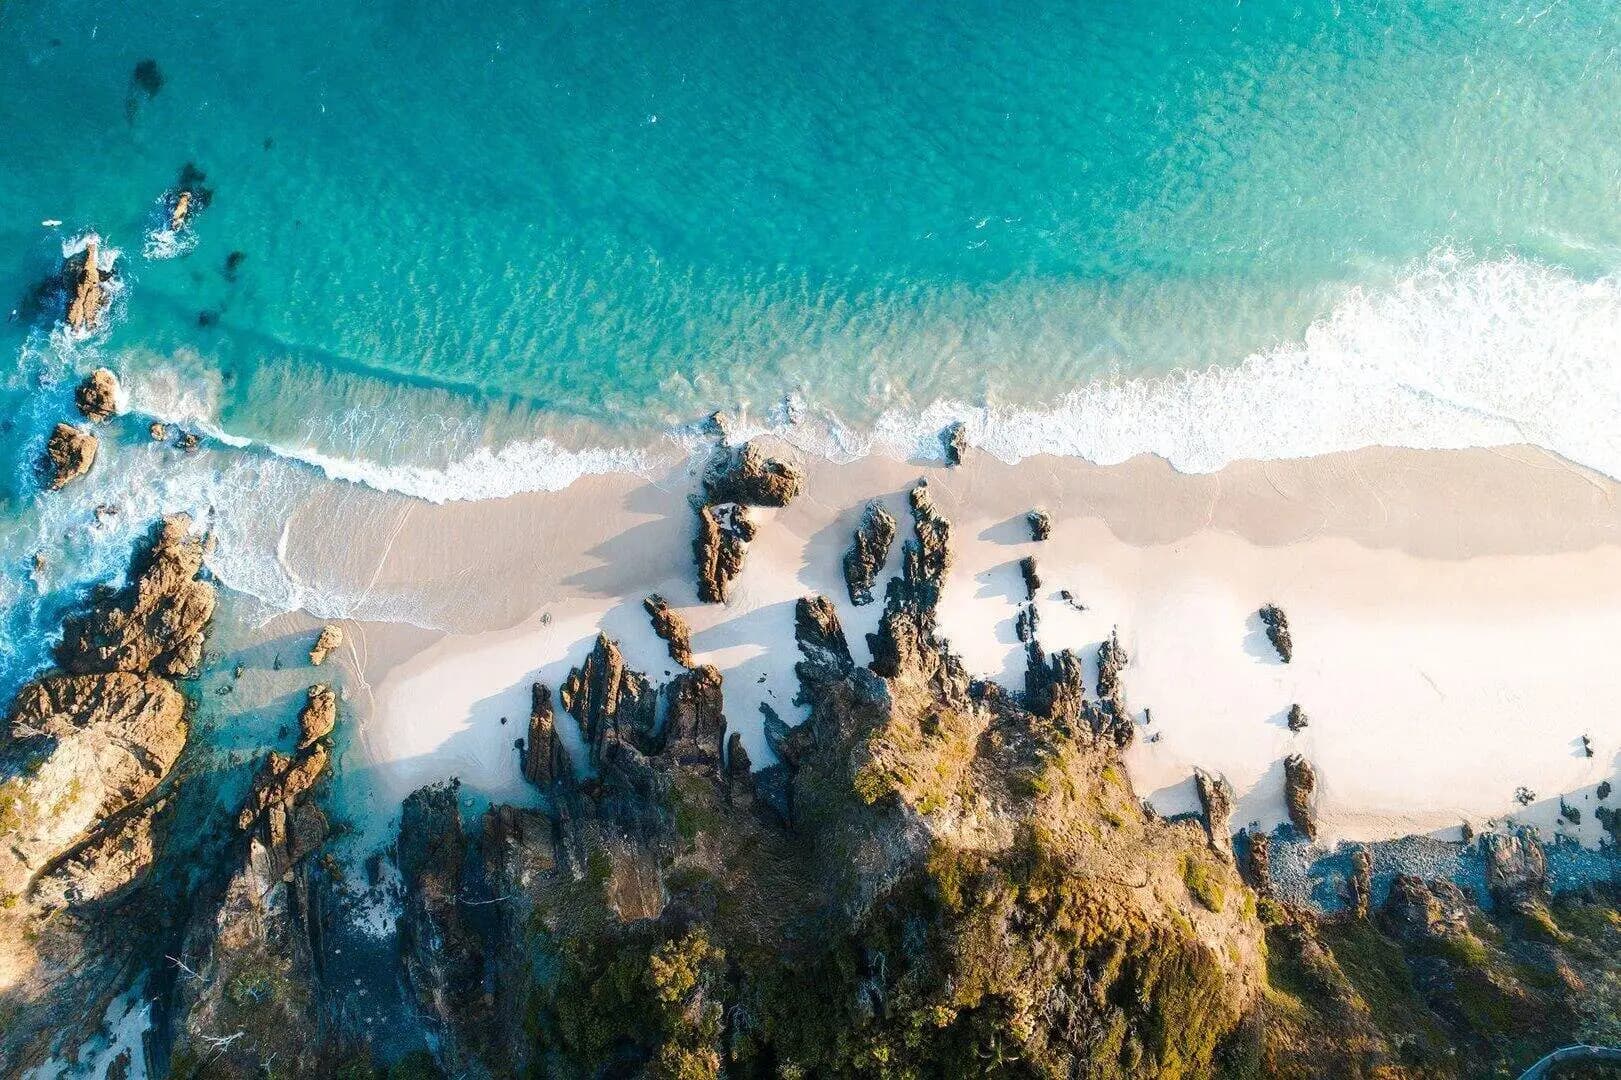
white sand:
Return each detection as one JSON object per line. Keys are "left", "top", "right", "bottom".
{"left": 289, "top": 444, "right": 1621, "bottom": 852}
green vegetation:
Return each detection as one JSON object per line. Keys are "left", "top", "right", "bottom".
{"left": 1182, "top": 854, "right": 1227, "bottom": 912}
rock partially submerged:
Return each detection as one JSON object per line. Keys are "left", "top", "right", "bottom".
{"left": 644, "top": 593, "right": 694, "bottom": 668}
{"left": 941, "top": 420, "right": 968, "bottom": 466}
{"left": 308, "top": 623, "right": 343, "bottom": 665}
{"left": 1259, "top": 603, "right": 1293, "bottom": 663}
{"left": 1284, "top": 754, "right": 1318, "bottom": 841}
{"left": 74, "top": 368, "right": 119, "bottom": 422}
{"left": 64, "top": 237, "right": 115, "bottom": 332}
{"left": 1349, "top": 846, "right": 1373, "bottom": 918}
{"left": 39, "top": 422, "right": 97, "bottom": 490}
{"left": 842, "top": 501, "right": 897, "bottom": 606}
{"left": 57, "top": 514, "right": 215, "bottom": 678}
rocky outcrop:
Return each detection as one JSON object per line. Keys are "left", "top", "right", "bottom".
{"left": 560, "top": 633, "right": 657, "bottom": 763}
{"left": 661, "top": 664, "right": 725, "bottom": 769}
{"left": 842, "top": 502, "right": 897, "bottom": 606}
{"left": 693, "top": 441, "right": 800, "bottom": 603}
{"left": 398, "top": 781, "right": 503, "bottom": 1074}
{"left": 40, "top": 422, "right": 97, "bottom": 490}
{"left": 1482, "top": 828, "right": 1548, "bottom": 912}
{"left": 1349, "top": 846, "right": 1373, "bottom": 919}
{"left": 644, "top": 594, "right": 694, "bottom": 668}
{"left": 0, "top": 673, "right": 185, "bottom": 900}
{"left": 1243, "top": 831, "right": 1273, "bottom": 896}
{"left": 75, "top": 368, "right": 119, "bottom": 422}
{"left": 1094, "top": 628, "right": 1133, "bottom": 747}
{"left": 1194, "top": 768, "right": 1235, "bottom": 861}
{"left": 522, "top": 682, "right": 567, "bottom": 790}
{"left": 64, "top": 238, "right": 114, "bottom": 332}
{"left": 694, "top": 501, "right": 754, "bottom": 603}
{"left": 702, "top": 442, "right": 803, "bottom": 507}
{"left": 794, "top": 594, "right": 853, "bottom": 687}
{"left": 0, "top": 516, "right": 215, "bottom": 1069}
{"left": 1284, "top": 754, "right": 1318, "bottom": 841}
{"left": 1381, "top": 874, "right": 1474, "bottom": 943}
{"left": 308, "top": 623, "right": 343, "bottom": 666}
{"left": 1259, "top": 604, "right": 1293, "bottom": 663}
{"left": 296, "top": 684, "right": 337, "bottom": 749}
{"left": 57, "top": 515, "right": 214, "bottom": 678}
{"left": 170, "top": 734, "right": 332, "bottom": 1077}
{"left": 1027, "top": 509, "right": 1051, "bottom": 541}
{"left": 941, "top": 420, "right": 968, "bottom": 466}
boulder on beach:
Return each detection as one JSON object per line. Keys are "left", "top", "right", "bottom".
{"left": 644, "top": 594, "right": 694, "bottom": 668}
{"left": 1259, "top": 604, "right": 1293, "bottom": 663}
{"left": 74, "top": 368, "right": 119, "bottom": 422}
{"left": 297, "top": 684, "right": 337, "bottom": 749}
{"left": 39, "top": 423, "right": 97, "bottom": 490}
{"left": 1027, "top": 509, "right": 1051, "bottom": 541}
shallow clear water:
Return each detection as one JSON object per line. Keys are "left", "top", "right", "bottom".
{"left": 1, "top": 0, "right": 1620, "bottom": 681}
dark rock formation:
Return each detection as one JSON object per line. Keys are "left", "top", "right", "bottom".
{"left": 1381, "top": 874, "right": 1474, "bottom": 943}
{"left": 662, "top": 664, "right": 725, "bottom": 769}
{"left": 1094, "top": 628, "right": 1133, "bottom": 747}
{"left": 308, "top": 623, "right": 343, "bottom": 665}
{"left": 165, "top": 163, "right": 213, "bottom": 232}
{"left": 644, "top": 593, "right": 694, "bottom": 668}
{"left": 941, "top": 420, "right": 968, "bottom": 466}
{"left": 74, "top": 368, "right": 119, "bottom": 422}
{"left": 560, "top": 633, "right": 657, "bottom": 763}
{"left": 794, "top": 594, "right": 853, "bottom": 687}
{"left": 1287, "top": 703, "right": 1308, "bottom": 732}
{"left": 842, "top": 501, "right": 897, "bottom": 606}
{"left": 1482, "top": 828, "right": 1548, "bottom": 912}
{"left": 57, "top": 515, "right": 215, "bottom": 679}
{"left": 1349, "top": 846, "right": 1373, "bottom": 918}
{"left": 702, "top": 442, "right": 802, "bottom": 507}
{"left": 1027, "top": 508, "right": 1052, "bottom": 541}
{"left": 522, "top": 682, "right": 567, "bottom": 790}
{"left": 1194, "top": 768, "right": 1235, "bottom": 860}
{"left": 1243, "top": 831, "right": 1273, "bottom": 896}
{"left": 1284, "top": 754, "right": 1318, "bottom": 841}
{"left": 1018, "top": 555, "right": 1041, "bottom": 600}
{"left": 397, "top": 781, "right": 492, "bottom": 1075}
{"left": 40, "top": 422, "right": 97, "bottom": 490}
{"left": 1259, "top": 604, "right": 1293, "bottom": 663}
{"left": 694, "top": 502, "right": 753, "bottom": 603}
{"left": 296, "top": 684, "right": 336, "bottom": 749}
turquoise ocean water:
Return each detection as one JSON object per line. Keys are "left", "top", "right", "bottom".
{"left": 2, "top": 0, "right": 1621, "bottom": 685}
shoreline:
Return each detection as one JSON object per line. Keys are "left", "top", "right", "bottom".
{"left": 255, "top": 441, "right": 1621, "bottom": 855}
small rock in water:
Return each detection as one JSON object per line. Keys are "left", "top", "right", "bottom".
{"left": 941, "top": 421, "right": 968, "bottom": 466}
{"left": 149, "top": 422, "right": 168, "bottom": 441}
{"left": 224, "top": 250, "right": 247, "bottom": 281}
{"left": 132, "top": 59, "right": 164, "bottom": 96}
{"left": 75, "top": 368, "right": 119, "bottom": 422}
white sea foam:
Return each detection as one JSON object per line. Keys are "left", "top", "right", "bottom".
{"left": 63, "top": 247, "right": 1618, "bottom": 634}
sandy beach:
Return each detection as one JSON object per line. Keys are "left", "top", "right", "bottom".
{"left": 277, "top": 442, "right": 1621, "bottom": 853}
